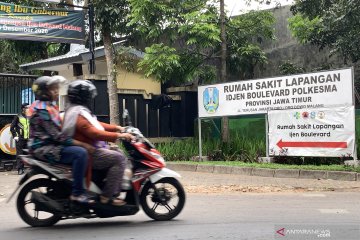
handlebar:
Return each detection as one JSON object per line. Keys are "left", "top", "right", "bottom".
{"left": 122, "top": 126, "right": 155, "bottom": 148}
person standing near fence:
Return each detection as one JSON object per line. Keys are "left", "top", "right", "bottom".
{"left": 10, "top": 103, "right": 30, "bottom": 175}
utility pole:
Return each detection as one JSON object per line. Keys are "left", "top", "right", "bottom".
{"left": 220, "top": 0, "right": 229, "bottom": 142}
{"left": 88, "top": 0, "right": 96, "bottom": 76}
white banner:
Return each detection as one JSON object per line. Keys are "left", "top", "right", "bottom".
{"left": 198, "top": 68, "right": 353, "bottom": 118}
{"left": 268, "top": 106, "right": 355, "bottom": 157}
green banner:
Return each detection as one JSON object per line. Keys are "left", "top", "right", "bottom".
{"left": 0, "top": 2, "right": 85, "bottom": 44}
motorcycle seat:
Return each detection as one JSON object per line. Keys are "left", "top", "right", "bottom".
{"left": 19, "top": 155, "right": 72, "bottom": 174}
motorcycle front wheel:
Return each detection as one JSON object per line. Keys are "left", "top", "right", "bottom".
{"left": 140, "top": 177, "right": 185, "bottom": 221}
{"left": 16, "top": 178, "right": 62, "bottom": 227}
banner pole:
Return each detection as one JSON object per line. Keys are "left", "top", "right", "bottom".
{"left": 198, "top": 118, "right": 202, "bottom": 161}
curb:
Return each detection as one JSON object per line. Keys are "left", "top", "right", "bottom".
{"left": 166, "top": 163, "right": 359, "bottom": 182}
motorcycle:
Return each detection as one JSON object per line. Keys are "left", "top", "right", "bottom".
{"left": 7, "top": 109, "right": 186, "bottom": 227}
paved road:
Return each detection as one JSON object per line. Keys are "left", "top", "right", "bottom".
{"left": 0, "top": 171, "right": 359, "bottom": 240}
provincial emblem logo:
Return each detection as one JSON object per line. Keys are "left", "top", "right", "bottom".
{"left": 203, "top": 87, "right": 219, "bottom": 114}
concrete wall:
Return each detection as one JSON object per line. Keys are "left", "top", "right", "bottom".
{"left": 116, "top": 66, "right": 161, "bottom": 96}
{"left": 254, "top": 6, "right": 360, "bottom": 80}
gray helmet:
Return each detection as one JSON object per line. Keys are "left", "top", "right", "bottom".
{"left": 32, "top": 76, "right": 65, "bottom": 101}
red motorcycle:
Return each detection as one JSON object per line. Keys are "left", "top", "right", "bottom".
{"left": 7, "top": 110, "right": 186, "bottom": 227}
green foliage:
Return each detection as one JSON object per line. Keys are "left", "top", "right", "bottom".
{"left": 128, "top": 0, "right": 275, "bottom": 84}
{"left": 157, "top": 113, "right": 360, "bottom": 165}
{"left": 138, "top": 44, "right": 181, "bottom": 82}
{"left": 290, "top": 0, "right": 360, "bottom": 62}
{"left": 93, "top": 0, "right": 132, "bottom": 36}
{"left": 0, "top": 40, "right": 20, "bottom": 73}
{"left": 288, "top": 14, "right": 321, "bottom": 44}
{"left": 156, "top": 134, "right": 266, "bottom": 162}
{"left": 226, "top": 10, "right": 275, "bottom": 79}
{"left": 278, "top": 61, "right": 305, "bottom": 75}
{"left": 128, "top": 0, "right": 221, "bottom": 84}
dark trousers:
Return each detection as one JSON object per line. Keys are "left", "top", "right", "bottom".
{"left": 16, "top": 138, "right": 28, "bottom": 170}
{"left": 59, "top": 146, "right": 88, "bottom": 196}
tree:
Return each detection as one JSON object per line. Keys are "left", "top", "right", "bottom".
{"left": 128, "top": 0, "right": 275, "bottom": 84}
{"left": 227, "top": 11, "right": 275, "bottom": 79}
{"left": 91, "top": 0, "right": 132, "bottom": 124}
{"left": 128, "top": 0, "right": 275, "bottom": 143}
{"left": 289, "top": 0, "right": 360, "bottom": 63}
{"left": 129, "top": 0, "right": 222, "bottom": 85}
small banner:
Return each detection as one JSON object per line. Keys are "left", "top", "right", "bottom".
{"left": 268, "top": 106, "right": 355, "bottom": 157}
{"left": 0, "top": 124, "right": 16, "bottom": 155}
{"left": 0, "top": 2, "right": 85, "bottom": 44}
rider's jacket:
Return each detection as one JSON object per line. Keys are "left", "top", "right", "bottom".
{"left": 28, "top": 101, "right": 73, "bottom": 163}
{"left": 74, "top": 115, "right": 119, "bottom": 146}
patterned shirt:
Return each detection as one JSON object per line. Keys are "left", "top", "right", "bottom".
{"left": 28, "top": 101, "right": 73, "bottom": 163}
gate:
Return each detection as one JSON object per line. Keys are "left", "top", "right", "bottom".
{"left": 92, "top": 81, "right": 197, "bottom": 138}
{"left": 0, "top": 73, "right": 36, "bottom": 169}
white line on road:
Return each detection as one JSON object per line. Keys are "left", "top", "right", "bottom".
{"left": 302, "top": 194, "right": 326, "bottom": 197}
{"left": 318, "top": 209, "right": 349, "bottom": 214}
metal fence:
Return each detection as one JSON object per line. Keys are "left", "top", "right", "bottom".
{"left": 0, "top": 73, "right": 37, "bottom": 114}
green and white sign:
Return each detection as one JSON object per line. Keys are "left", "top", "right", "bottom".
{"left": 0, "top": 1, "right": 84, "bottom": 44}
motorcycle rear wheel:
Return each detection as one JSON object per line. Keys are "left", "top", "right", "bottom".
{"left": 17, "top": 178, "right": 62, "bottom": 227}
{"left": 140, "top": 177, "right": 185, "bottom": 221}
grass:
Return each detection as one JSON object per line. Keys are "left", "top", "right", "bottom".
{"left": 156, "top": 134, "right": 266, "bottom": 162}
{"left": 171, "top": 161, "right": 360, "bottom": 173}
{"left": 155, "top": 136, "right": 360, "bottom": 172}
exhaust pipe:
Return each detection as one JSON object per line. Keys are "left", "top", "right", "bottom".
{"left": 31, "top": 191, "right": 63, "bottom": 214}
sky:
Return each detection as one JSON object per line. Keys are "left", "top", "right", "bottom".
{"left": 225, "top": 0, "right": 294, "bottom": 16}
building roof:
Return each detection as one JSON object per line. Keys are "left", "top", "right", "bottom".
{"left": 20, "top": 41, "right": 145, "bottom": 71}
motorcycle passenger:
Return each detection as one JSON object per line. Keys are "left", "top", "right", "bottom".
{"left": 28, "top": 76, "right": 95, "bottom": 204}
{"left": 10, "top": 103, "right": 30, "bottom": 175}
{"left": 62, "top": 80, "right": 134, "bottom": 207}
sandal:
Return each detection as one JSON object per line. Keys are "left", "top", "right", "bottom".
{"left": 70, "top": 194, "right": 95, "bottom": 204}
{"left": 100, "top": 195, "right": 126, "bottom": 207}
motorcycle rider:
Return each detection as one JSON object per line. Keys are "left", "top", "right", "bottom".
{"left": 62, "top": 80, "right": 134, "bottom": 206}
{"left": 10, "top": 103, "right": 30, "bottom": 175}
{"left": 28, "top": 76, "right": 95, "bottom": 204}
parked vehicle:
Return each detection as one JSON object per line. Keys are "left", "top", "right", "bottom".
{"left": 7, "top": 110, "right": 186, "bottom": 227}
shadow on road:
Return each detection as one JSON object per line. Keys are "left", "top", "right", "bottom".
{"left": 13, "top": 218, "right": 184, "bottom": 231}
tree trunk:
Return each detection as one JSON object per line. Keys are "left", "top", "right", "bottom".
{"left": 220, "top": 0, "right": 229, "bottom": 142}
{"left": 103, "top": 27, "right": 120, "bottom": 125}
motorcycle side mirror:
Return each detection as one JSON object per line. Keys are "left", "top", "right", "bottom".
{"left": 122, "top": 109, "right": 133, "bottom": 126}
{"left": 122, "top": 109, "right": 129, "bottom": 119}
